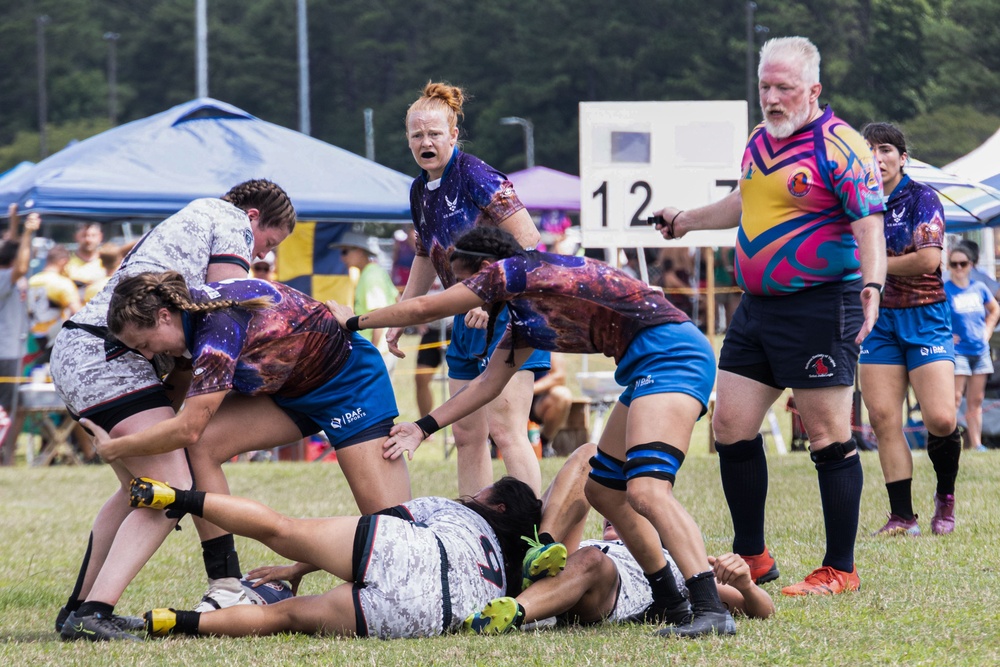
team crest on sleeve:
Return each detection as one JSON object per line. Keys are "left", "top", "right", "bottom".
{"left": 788, "top": 170, "right": 812, "bottom": 198}
{"left": 243, "top": 228, "right": 254, "bottom": 252}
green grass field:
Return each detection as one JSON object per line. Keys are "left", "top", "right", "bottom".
{"left": 2, "top": 336, "right": 999, "bottom": 665}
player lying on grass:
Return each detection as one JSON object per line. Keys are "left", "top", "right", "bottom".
{"left": 130, "top": 475, "right": 539, "bottom": 639}
{"left": 327, "top": 225, "right": 733, "bottom": 637}
{"left": 465, "top": 444, "right": 776, "bottom": 633}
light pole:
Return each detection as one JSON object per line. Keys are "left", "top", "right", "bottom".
{"left": 195, "top": 0, "right": 208, "bottom": 98}
{"left": 297, "top": 0, "right": 310, "bottom": 135}
{"left": 500, "top": 116, "right": 534, "bottom": 169}
{"left": 36, "top": 15, "right": 50, "bottom": 159}
{"left": 103, "top": 32, "right": 120, "bottom": 125}
{"left": 745, "top": 2, "right": 768, "bottom": 130}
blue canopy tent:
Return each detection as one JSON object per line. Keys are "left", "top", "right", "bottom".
{"left": 0, "top": 98, "right": 414, "bottom": 301}
{"left": 0, "top": 98, "right": 411, "bottom": 222}
{"left": 0, "top": 161, "right": 34, "bottom": 185}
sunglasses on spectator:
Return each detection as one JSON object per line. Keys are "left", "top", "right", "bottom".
{"left": 949, "top": 260, "right": 970, "bottom": 268}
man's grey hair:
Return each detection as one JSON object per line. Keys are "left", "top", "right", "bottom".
{"left": 758, "top": 36, "right": 821, "bottom": 86}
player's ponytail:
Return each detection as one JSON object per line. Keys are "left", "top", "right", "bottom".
{"left": 450, "top": 227, "right": 527, "bottom": 365}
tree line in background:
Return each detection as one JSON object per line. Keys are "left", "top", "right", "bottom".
{"left": 1, "top": 0, "right": 998, "bottom": 178}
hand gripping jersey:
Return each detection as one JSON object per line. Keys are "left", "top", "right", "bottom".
{"left": 881, "top": 175, "right": 946, "bottom": 308}
{"left": 410, "top": 149, "right": 525, "bottom": 288}
{"left": 737, "top": 106, "right": 884, "bottom": 296}
{"left": 461, "top": 251, "right": 689, "bottom": 363}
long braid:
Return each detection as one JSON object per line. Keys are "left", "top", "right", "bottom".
{"left": 108, "top": 271, "right": 273, "bottom": 337}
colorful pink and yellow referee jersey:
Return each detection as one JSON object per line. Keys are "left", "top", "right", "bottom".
{"left": 736, "top": 106, "right": 884, "bottom": 296}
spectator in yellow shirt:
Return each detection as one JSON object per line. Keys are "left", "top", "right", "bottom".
{"left": 66, "top": 222, "right": 106, "bottom": 289}
{"left": 28, "top": 244, "right": 81, "bottom": 357}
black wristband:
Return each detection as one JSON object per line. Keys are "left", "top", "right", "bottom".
{"left": 414, "top": 415, "right": 440, "bottom": 438}
{"left": 346, "top": 316, "right": 361, "bottom": 331}
{"left": 864, "top": 282, "right": 884, "bottom": 295}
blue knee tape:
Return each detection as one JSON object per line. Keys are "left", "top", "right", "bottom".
{"left": 588, "top": 449, "right": 627, "bottom": 491}
{"left": 623, "top": 442, "right": 686, "bottom": 484}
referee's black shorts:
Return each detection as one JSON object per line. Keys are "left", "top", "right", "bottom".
{"left": 719, "top": 279, "right": 862, "bottom": 389}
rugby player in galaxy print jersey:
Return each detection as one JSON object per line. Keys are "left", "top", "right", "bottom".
{"left": 858, "top": 122, "right": 961, "bottom": 538}
{"left": 394, "top": 81, "right": 548, "bottom": 499}
{"left": 328, "top": 226, "right": 738, "bottom": 638}
{"left": 90, "top": 272, "right": 409, "bottom": 515}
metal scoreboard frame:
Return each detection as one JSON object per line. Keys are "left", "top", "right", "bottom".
{"left": 579, "top": 100, "right": 747, "bottom": 249}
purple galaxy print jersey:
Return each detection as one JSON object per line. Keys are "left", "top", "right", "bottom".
{"left": 410, "top": 150, "right": 525, "bottom": 288}
{"left": 184, "top": 279, "right": 352, "bottom": 399}
{"left": 737, "top": 106, "right": 885, "bottom": 296}
{"left": 881, "top": 176, "right": 946, "bottom": 308}
{"left": 462, "top": 252, "right": 689, "bottom": 363}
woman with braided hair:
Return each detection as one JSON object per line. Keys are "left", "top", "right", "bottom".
{"left": 327, "top": 225, "right": 738, "bottom": 639}
{"left": 68, "top": 271, "right": 410, "bottom": 640}
{"left": 52, "top": 180, "right": 300, "bottom": 640}
{"left": 387, "top": 81, "right": 549, "bottom": 499}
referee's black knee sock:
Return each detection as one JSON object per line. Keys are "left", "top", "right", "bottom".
{"left": 816, "top": 453, "right": 863, "bottom": 573}
{"left": 717, "top": 434, "right": 768, "bottom": 556}
{"left": 927, "top": 427, "right": 962, "bottom": 496}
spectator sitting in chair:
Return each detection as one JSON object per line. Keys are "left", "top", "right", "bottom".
{"left": 531, "top": 352, "right": 574, "bottom": 457}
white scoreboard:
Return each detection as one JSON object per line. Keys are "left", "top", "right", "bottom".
{"left": 579, "top": 101, "right": 747, "bottom": 248}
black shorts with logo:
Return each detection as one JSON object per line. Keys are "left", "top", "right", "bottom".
{"left": 719, "top": 279, "right": 863, "bottom": 389}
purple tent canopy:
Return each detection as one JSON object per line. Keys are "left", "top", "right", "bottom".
{"left": 507, "top": 166, "right": 580, "bottom": 212}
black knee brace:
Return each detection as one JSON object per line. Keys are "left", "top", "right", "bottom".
{"left": 810, "top": 438, "right": 857, "bottom": 465}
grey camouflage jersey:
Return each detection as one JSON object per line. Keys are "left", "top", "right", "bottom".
{"left": 50, "top": 198, "right": 254, "bottom": 414}
{"left": 356, "top": 497, "right": 507, "bottom": 638}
